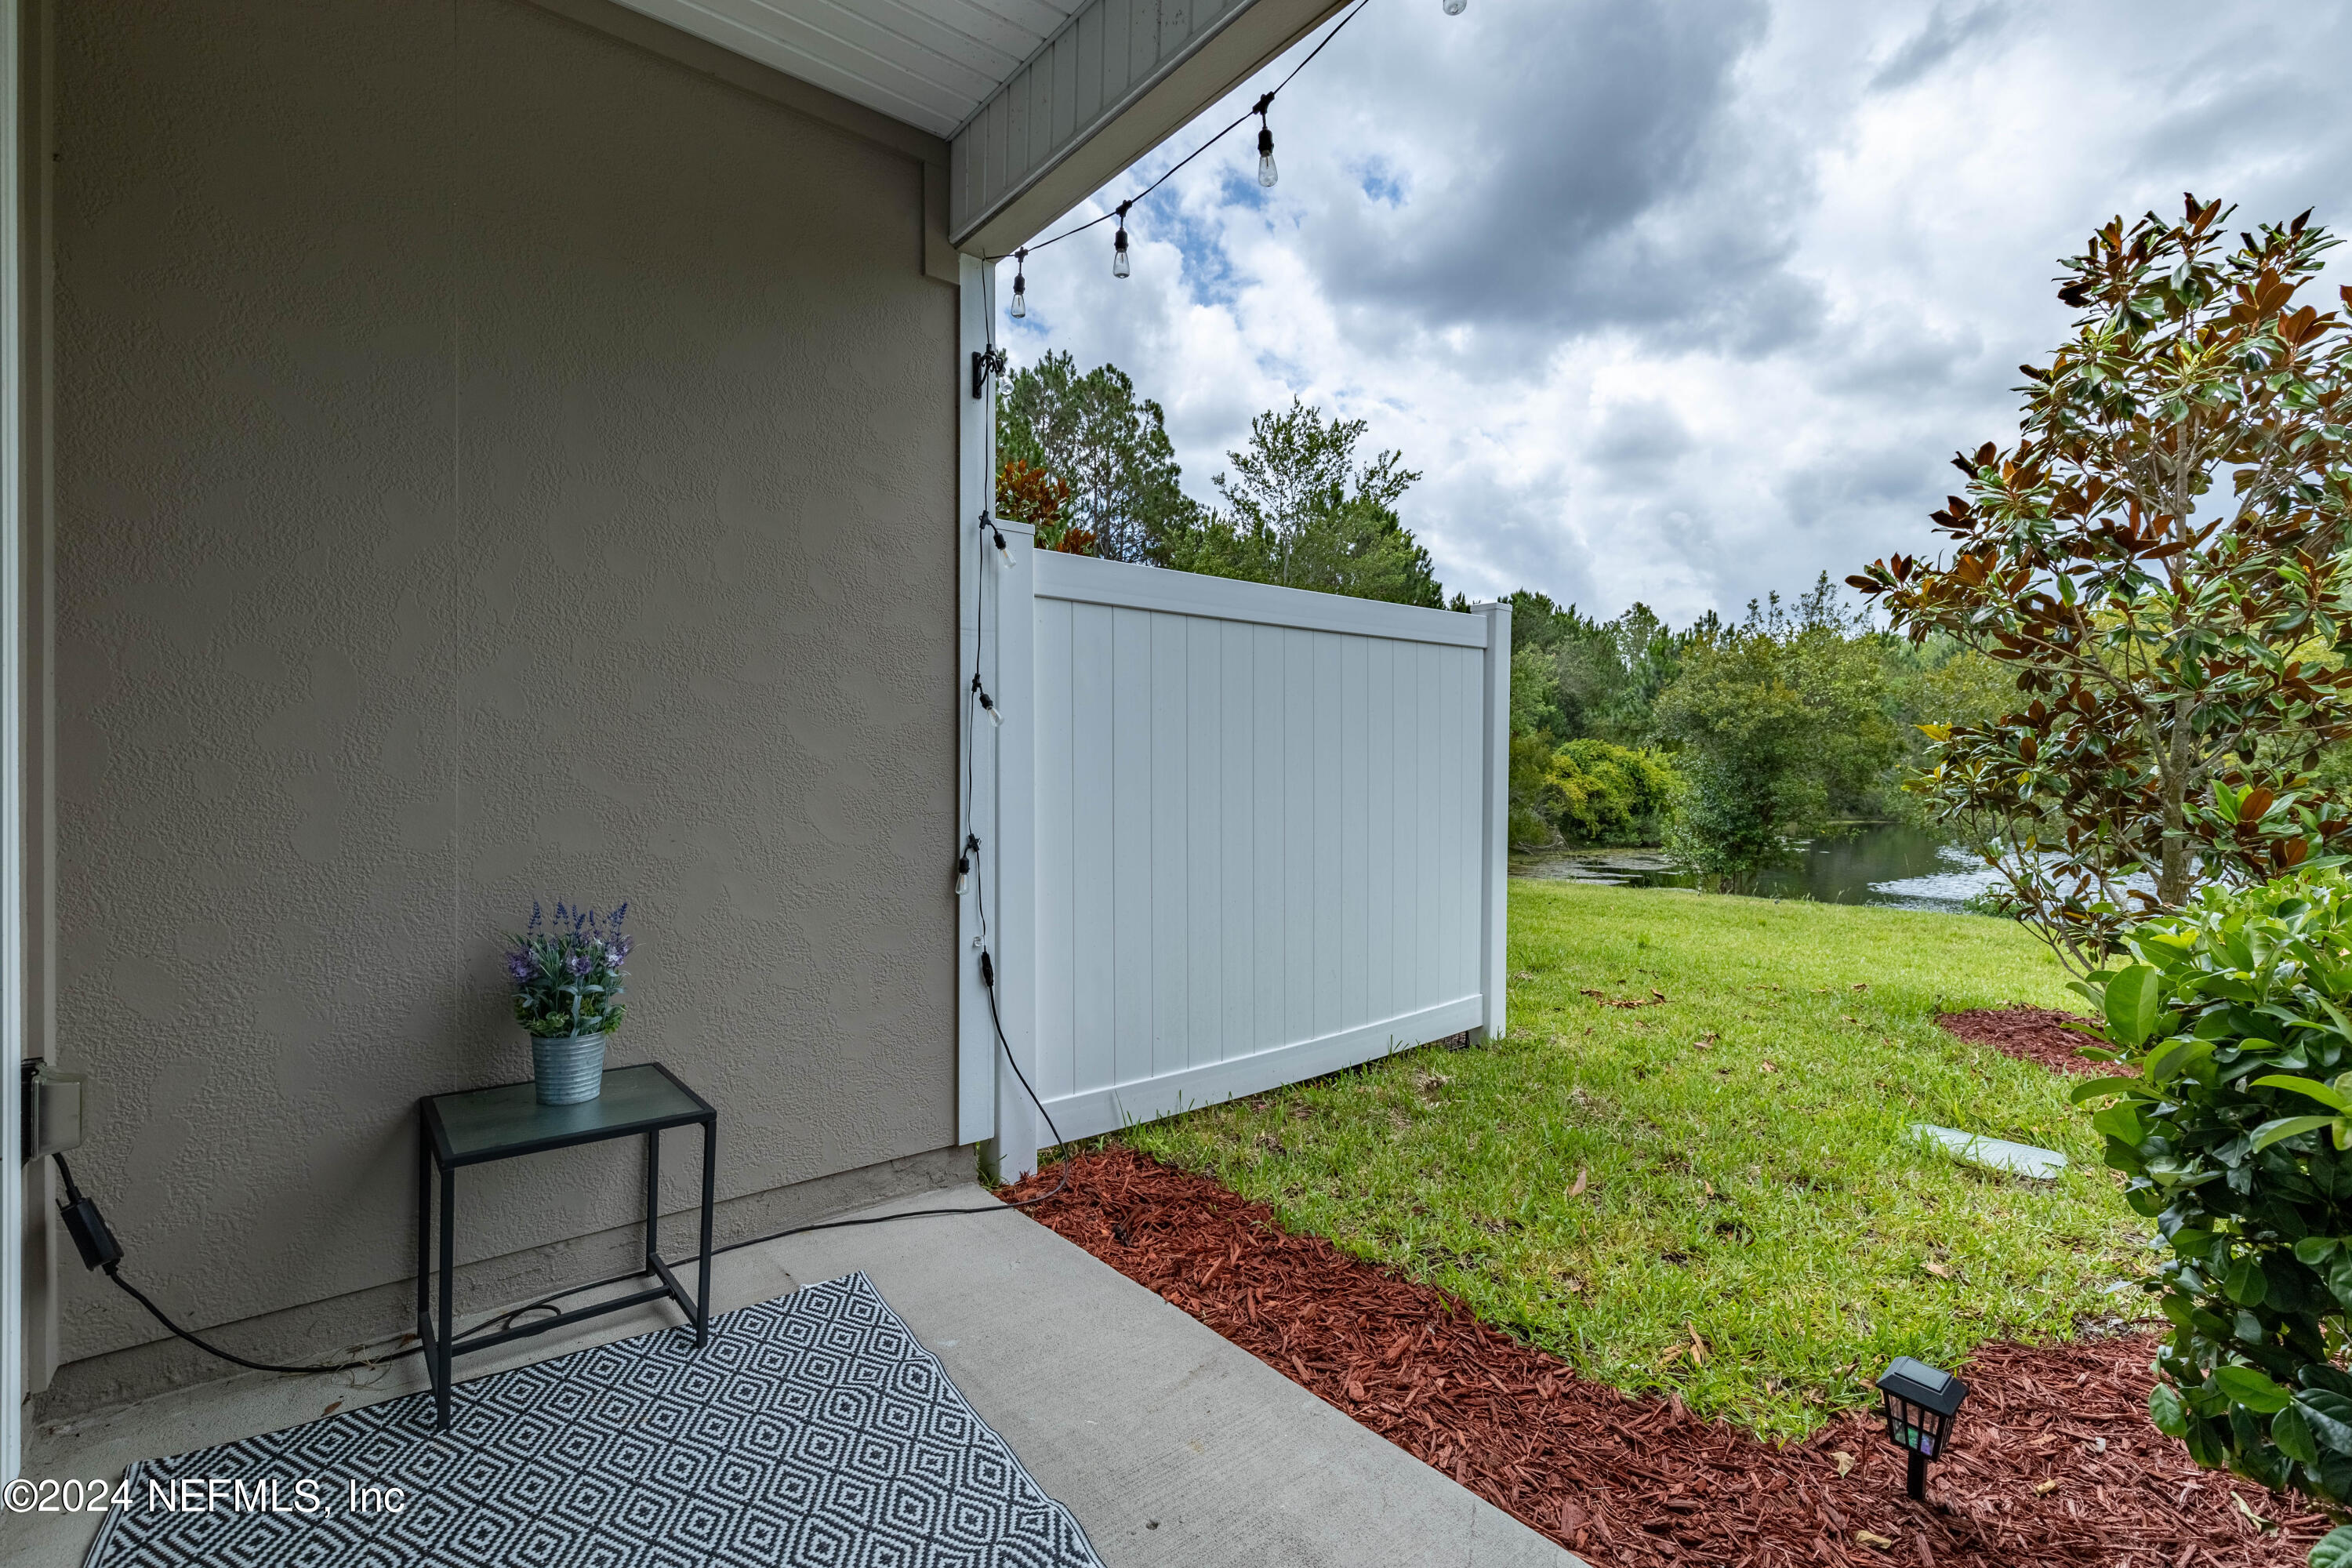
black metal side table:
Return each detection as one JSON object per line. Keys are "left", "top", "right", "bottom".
{"left": 416, "top": 1061, "right": 717, "bottom": 1432}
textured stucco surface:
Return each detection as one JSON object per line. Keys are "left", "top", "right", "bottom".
{"left": 49, "top": 0, "right": 959, "bottom": 1370}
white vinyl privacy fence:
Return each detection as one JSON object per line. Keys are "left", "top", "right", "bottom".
{"left": 956, "top": 526, "right": 1510, "bottom": 1177}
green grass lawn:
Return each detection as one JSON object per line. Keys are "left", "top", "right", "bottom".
{"left": 1119, "top": 880, "right": 2152, "bottom": 1442}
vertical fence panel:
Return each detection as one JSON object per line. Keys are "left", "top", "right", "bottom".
{"left": 1219, "top": 618, "right": 1256, "bottom": 1063}
{"left": 1339, "top": 634, "right": 1370, "bottom": 1034}
{"left": 1014, "top": 558, "right": 1506, "bottom": 1146}
{"left": 1185, "top": 620, "right": 1223, "bottom": 1073}
{"left": 1149, "top": 612, "right": 1189, "bottom": 1083}
{"left": 1282, "top": 627, "right": 1315, "bottom": 1052}
{"left": 1069, "top": 601, "right": 1117, "bottom": 1098}
{"left": 1035, "top": 593, "right": 1076, "bottom": 1103}
{"left": 1366, "top": 637, "right": 1396, "bottom": 1027}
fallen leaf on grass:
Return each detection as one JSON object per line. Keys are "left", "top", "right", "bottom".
{"left": 1760, "top": 1060, "right": 1780, "bottom": 1074}
{"left": 1581, "top": 988, "right": 1668, "bottom": 1010}
{"left": 1852, "top": 983, "right": 1869, "bottom": 992}
{"left": 1922, "top": 1261, "right": 1952, "bottom": 1279}
{"left": 1567, "top": 1166, "right": 1588, "bottom": 1198}
{"left": 1831, "top": 1450, "right": 1857, "bottom": 1476}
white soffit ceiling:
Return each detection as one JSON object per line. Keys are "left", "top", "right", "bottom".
{"left": 608, "top": 0, "right": 1092, "bottom": 137}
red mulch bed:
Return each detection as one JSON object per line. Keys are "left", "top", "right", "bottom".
{"left": 1939, "top": 1006, "right": 2111, "bottom": 1076}
{"left": 1005, "top": 1147, "right": 2325, "bottom": 1566}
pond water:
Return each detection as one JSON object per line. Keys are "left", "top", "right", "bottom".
{"left": 1512, "top": 822, "right": 2002, "bottom": 914}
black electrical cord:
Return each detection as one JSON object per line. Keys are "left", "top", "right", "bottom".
{"left": 712, "top": 949, "right": 1073, "bottom": 1258}
{"left": 60, "top": 959, "right": 1075, "bottom": 1380}
{"left": 59, "top": 655, "right": 1074, "bottom": 1385}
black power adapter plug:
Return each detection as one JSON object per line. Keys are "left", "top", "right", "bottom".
{"left": 50, "top": 1152, "right": 122, "bottom": 1272}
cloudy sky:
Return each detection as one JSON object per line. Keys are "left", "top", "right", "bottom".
{"left": 994, "top": 0, "right": 2352, "bottom": 625}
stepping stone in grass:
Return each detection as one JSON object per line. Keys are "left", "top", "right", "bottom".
{"left": 1911, "top": 1123, "right": 2068, "bottom": 1181}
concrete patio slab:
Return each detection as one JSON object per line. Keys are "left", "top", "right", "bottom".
{"left": 4, "top": 1185, "right": 1583, "bottom": 1568}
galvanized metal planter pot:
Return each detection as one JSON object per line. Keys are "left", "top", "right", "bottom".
{"left": 532, "top": 1032, "right": 608, "bottom": 1105}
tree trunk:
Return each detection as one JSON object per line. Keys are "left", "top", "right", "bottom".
{"left": 2160, "top": 692, "right": 2194, "bottom": 906}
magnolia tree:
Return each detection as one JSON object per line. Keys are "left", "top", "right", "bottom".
{"left": 1851, "top": 196, "right": 2352, "bottom": 969}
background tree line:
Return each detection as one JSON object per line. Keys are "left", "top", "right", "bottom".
{"left": 991, "top": 350, "right": 2013, "bottom": 890}
{"left": 995, "top": 351, "right": 1445, "bottom": 608}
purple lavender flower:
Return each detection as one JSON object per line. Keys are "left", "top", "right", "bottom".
{"left": 611, "top": 902, "right": 628, "bottom": 930}
{"left": 566, "top": 949, "right": 593, "bottom": 978}
{"left": 528, "top": 902, "right": 543, "bottom": 935}
{"left": 606, "top": 935, "right": 633, "bottom": 966}
{"left": 505, "top": 948, "right": 535, "bottom": 982}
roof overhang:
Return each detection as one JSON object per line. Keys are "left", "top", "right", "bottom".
{"left": 946, "top": 0, "right": 1346, "bottom": 255}
{"left": 593, "top": 0, "right": 1345, "bottom": 257}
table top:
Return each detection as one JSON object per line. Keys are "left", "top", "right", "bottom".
{"left": 423, "top": 1062, "right": 713, "bottom": 1166}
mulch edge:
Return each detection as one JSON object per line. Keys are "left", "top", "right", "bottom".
{"left": 1005, "top": 1145, "right": 2322, "bottom": 1567}
{"left": 1936, "top": 1005, "right": 2113, "bottom": 1076}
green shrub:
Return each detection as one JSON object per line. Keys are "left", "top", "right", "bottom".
{"left": 1508, "top": 737, "right": 1679, "bottom": 848}
{"left": 2076, "top": 873, "right": 2352, "bottom": 1552}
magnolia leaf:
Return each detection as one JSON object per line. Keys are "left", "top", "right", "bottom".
{"left": 2150, "top": 1381, "right": 2190, "bottom": 1438}
{"left": 2216, "top": 1364, "right": 2294, "bottom": 1414}
{"left": 2091, "top": 1103, "right": 2147, "bottom": 1145}
{"left": 2254, "top": 1074, "right": 2352, "bottom": 1114}
{"left": 2294, "top": 1236, "right": 2343, "bottom": 1265}
{"left": 2070, "top": 1074, "right": 2154, "bottom": 1105}
{"left": 2185, "top": 1417, "right": 2227, "bottom": 1469}
{"left": 2105, "top": 964, "right": 2164, "bottom": 1048}
{"left": 2147, "top": 1037, "right": 2216, "bottom": 1083}
{"left": 2299, "top": 1391, "right": 2352, "bottom": 1455}
{"left": 2225, "top": 1255, "right": 2270, "bottom": 1308}
{"left": 2252, "top": 1115, "right": 2342, "bottom": 1152}
{"left": 2275, "top": 1400, "right": 2321, "bottom": 1465}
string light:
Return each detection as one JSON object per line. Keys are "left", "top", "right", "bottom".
{"left": 984, "top": 0, "right": 1465, "bottom": 299}
{"left": 989, "top": 0, "right": 1406, "bottom": 296}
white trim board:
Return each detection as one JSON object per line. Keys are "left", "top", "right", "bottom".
{"left": 1033, "top": 553, "right": 1489, "bottom": 649}
{"left": 1034, "top": 996, "right": 1483, "bottom": 1144}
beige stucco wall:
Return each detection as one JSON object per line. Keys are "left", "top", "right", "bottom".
{"left": 43, "top": 0, "right": 962, "bottom": 1392}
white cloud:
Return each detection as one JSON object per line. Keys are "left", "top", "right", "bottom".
{"left": 1001, "top": 0, "right": 2352, "bottom": 622}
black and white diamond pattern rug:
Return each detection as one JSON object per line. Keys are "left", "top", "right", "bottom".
{"left": 82, "top": 1272, "right": 1104, "bottom": 1567}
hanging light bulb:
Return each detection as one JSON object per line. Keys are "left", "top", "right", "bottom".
{"left": 1112, "top": 201, "right": 1131, "bottom": 278}
{"left": 1010, "top": 248, "right": 1028, "bottom": 318}
{"left": 1443, "top": 0, "right": 1466, "bottom": 13}
{"left": 1254, "top": 93, "right": 1278, "bottom": 188}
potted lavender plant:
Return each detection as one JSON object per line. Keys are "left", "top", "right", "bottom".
{"left": 505, "top": 902, "right": 632, "bottom": 1105}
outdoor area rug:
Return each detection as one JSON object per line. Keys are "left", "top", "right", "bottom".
{"left": 82, "top": 1271, "right": 1104, "bottom": 1567}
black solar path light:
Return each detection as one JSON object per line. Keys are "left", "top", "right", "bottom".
{"left": 1875, "top": 1356, "right": 1969, "bottom": 1501}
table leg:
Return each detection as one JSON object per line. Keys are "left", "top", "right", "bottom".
{"left": 695, "top": 1116, "right": 715, "bottom": 1348}
{"left": 437, "top": 1163, "right": 456, "bottom": 1432}
{"left": 643, "top": 1128, "right": 659, "bottom": 1274}
{"left": 415, "top": 1117, "right": 431, "bottom": 1403}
